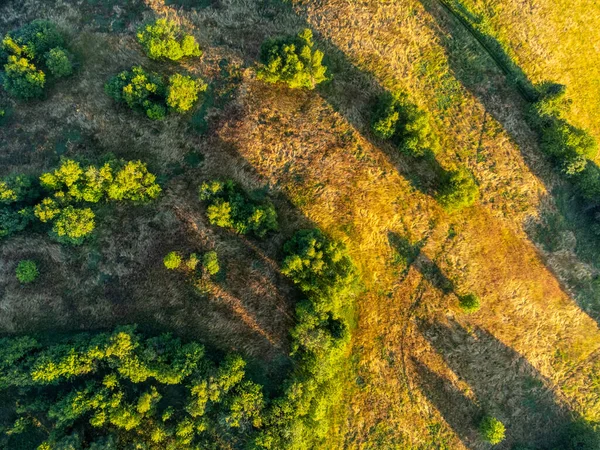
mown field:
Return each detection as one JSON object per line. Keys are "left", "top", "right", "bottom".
{"left": 0, "top": 0, "right": 599, "bottom": 449}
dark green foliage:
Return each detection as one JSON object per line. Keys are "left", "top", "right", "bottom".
{"left": 0, "top": 327, "right": 263, "bottom": 449}
{"left": 0, "top": 207, "right": 33, "bottom": 238}
{"left": 44, "top": 47, "right": 73, "bottom": 78}
{"left": 372, "top": 91, "right": 440, "bottom": 157}
{"left": 137, "top": 18, "right": 202, "bottom": 61}
{"left": 559, "top": 420, "right": 600, "bottom": 450}
{"left": 436, "top": 168, "right": 479, "bottom": 212}
{"left": 458, "top": 293, "right": 481, "bottom": 313}
{"left": 199, "top": 180, "right": 278, "bottom": 238}
{"left": 479, "top": 416, "right": 506, "bottom": 445}
{"left": 1, "top": 20, "right": 74, "bottom": 99}
{"left": 15, "top": 260, "right": 39, "bottom": 284}
{"left": 106, "top": 67, "right": 206, "bottom": 119}
{"left": 257, "top": 28, "right": 327, "bottom": 89}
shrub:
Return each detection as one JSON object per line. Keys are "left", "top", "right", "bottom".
{"left": 107, "top": 161, "right": 161, "bottom": 202}
{"left": 15, "top": 260, "right": 39, "bottom": 284}
{"left": 436, "top": 168, "right": 479, "bottom": 212}
{"left": 137, "top": 18, "right": 202, "bottom": 61}
{"left": 372, "top": 91, "right": 440, "bottom": 156}
{"left": 164, "top": 251, "right": 182, "bottom": 270}
{"left": 199, "top": 180, "right": 278, "bottom": 238}
{"left": 1, "top": 20, "right": 64, "bottom": 60}
{"left": 0, "top": 207, "right": 33, "bottom": 238}
{"left": 3, "top": 55, "right": 45, "bottom": 99}
{"left": 479, "top": 416, "right": 506, "bottom": 445}
{"left": 105, "top": 66, "right": 167, "bottom": 120}
{"left": 186, "top": 253, "right": 200, "bottom": 271}
{"left": 458, "top": 293, "right": 481, "bottom": 313}
{"left": 51, "top": 206, "right": 95, "bottom": 245}
{"left": 202, "top": 251, "right": 219, "bottom": 275}
{"left": 44, "top": 47, "right": 73, "bottom": 78}
{"left": 257, "top": 28, "right": 327, "bottom": 89}
{"left": 166, "top": 74, "right": 207, "bottom": 113}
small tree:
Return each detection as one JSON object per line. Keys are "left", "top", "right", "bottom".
{"left": 51, "top": 206, "right": 95, "bottom": 245}
{"left": 202, "top": 251, "right": 219, "bottom": 275}
{"left": 107, "top": 161, "right": 161, "bottom": 202}
{"left": 105, "top": 67, "right": 167, "bottom": 120}
{"left": 137, "top": 19, "right": 202, "bottom": 61}
{"left": 458, "top": 293, "right": 481, "bottom": 313}
{"left": 164, "top": 251, "right": 182, "bottom": 270}
{"left": 3, "top": 55, "right": 45, "bottom": 99}
{"left": 16, "top": 260, "right": 39, "bottom": 284}
{"left": 45, "top": 47, "right": 73, "bottom": 77}
{"left": 167, "top": 74, "right": 207, "bottom": 113}
{"left": 479, "top": 416, "right": 506, "bottom": 445}
{"left": 436, "top": 168, "right": 479, "bottom": 212}
{"left": 257, "top": 28, "right": 327, "bottom": 89}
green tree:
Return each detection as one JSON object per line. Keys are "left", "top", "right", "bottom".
{"left": 436, "top": 168, "right": 479, "bottom": 212}
{"left": 479, "top": 416, "right": 506, "bottom": 445}
{"left": 15, "top": 260, "right": 38, "bottom": 284}
{"left": 164, "top": 251, "right": 182, "bottom": 270}
{"left": 257, "top": 28, "right": 327, "bottom": 89}
{"left": 0, "top": 207, "right": 33, "bottom": 238}
{"left": 167, "top": 74, "right": 207, "bottom": 113}
{"left": 2, "top": 20, "right": 64, "bottom": 60}
{"left": 45, "top": 47, "right": 73, "bottom": 77}
{"left": 137, "top": 18, "right": 202, "bottom": 61}
{"left": 202, "top": 251, "right": 219, "bottom": 275}
{"left": 3, "top": 55, "right": 45, "bottom": 99}
{"left": 458, "top": 293, "right": 481, "bottom": 313}
{"left": 51, "top": 206, "right": 95, "bottom": 245}
{"left": 107, "top": 161, "right": 161, "bottom": 202}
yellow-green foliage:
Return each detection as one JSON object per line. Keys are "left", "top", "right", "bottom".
{"left": 436, "top": 168, "right": 479, "bottom": 212}
{"left": 167, "top": 73, "right": 207, "bottom": 113}
{"left": 0, "top": 328, "right": 263, "bottom": 449}
{"left": 479, "top": 416, "right": 506, "bottom": 445}
{"left": 257, "top": 28, "right": 327, "bottom": 89}
{"left": 15, "top": 260, "right": 38, "bottom": 284}
{"left": 51, "top": 206, "right": 95, "bottom": 245}
{"left": 163, "top": 251, "right": 182, "bottom": 270}
{"left": 137, "top": 18, "right": 202, "bottom": 61}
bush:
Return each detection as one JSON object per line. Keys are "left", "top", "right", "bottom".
{"left": 105, "top": 66, "right": 167, "bottom": 120}
{"left": 458, "top": 293, "right": 481, "bottom": 313}
{"left": 15, "top": 260, "right": 38, "bottom": 284}
{"left": 199, "top": 180, "right": 278, "bottom": 238}
{"left": 1, "top": 20, "right": 64, "bottom": 60}
{"left": 164, "top": 251, "right": 182, "bottom": 270}
{"left": 3, "top": 55, "right": 45, "bottom": 99}
{"left": 0, "top": 207, "right": 32, "bottom": 238}
{"left": 436, "top": 168, "right": 479, "bottom": 212}
{"left": 137, "top": 18, "right": 202, "bottom": 61}
{"left": 167, "top": 74, "right": 207, "bottom": 113}
{"left": 106, "top": 161, "right": 161, "bottom": 202}
{"left": 257, "top": 28, "right": 327, "bottom": 89}
{"left": 479, "top": 416, "right": 506, "bottom": 445}
{"left": 44, "top": 47, "right": 73, "bottom": 78}
{"left": 202, "top": 251, "right": 219, "bottom": 275}
{"left": 372, "top": 91, "right": 440, "bottom": 156}
{"left": 50, "top": 206, "right": 95, "bottom": 245}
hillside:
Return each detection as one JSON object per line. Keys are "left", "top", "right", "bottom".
{"left": 0, "top": 0, "right": 599, "bottom": 449}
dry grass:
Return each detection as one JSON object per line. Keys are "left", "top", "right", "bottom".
{"left": 0, "top": 0, "right": 599, "bottom": 448}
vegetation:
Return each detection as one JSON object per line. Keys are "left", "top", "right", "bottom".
{"left": 257, "top": 28, "right": 327, "bottom": 89}
{"left": 436, "top": 168, "right": 479, "bottom": 212}
{"left": 202, "top": 251, "right": 220, "bottom": 275}
{"left": 479, "top": 416, "right": 506, "bottom": 445}
{"left": 106, "top": 67, "right": 206, "bottom": 119}
{"left": 15, "top": 259, "right": 38, "bottom": 284}
{"left": 1, "top": 20, "right": 74, "bottom": 99}
{"left": 164, "top": 251, "right": 182, "bottom": 270}
{"left": 199, "top": 180, "right": 278, "bottom": 238}
{"left": 458, "top": 293, "right": 481, "bottom": 313}
{"left": 372, "top": 91, "right": 440, "bottom": 157}
{"left": 0, "top": 327, "right": 263, "bottom": 449}
{"left": 137, "top": 18, "right": 202, "bottom": 61}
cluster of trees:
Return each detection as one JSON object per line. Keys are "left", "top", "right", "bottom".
{"left": 372, "top": 91, "right": 440, "bottom": 157}
{"left": 164, "top": 250, "right": 220, "bottom": 276}
{"left": 257, "top": 28, "right": 327, "bottom": 90}
{"left": 253, "top": 229, "right": 358, "bottom": 448}
{"left": 0, "top": 159, "right": 160, "bottom": 244}
{"left": 1, "top": 20, "right": 74, "bottom": 99}
{"left": 199, "top": 180, "right": 278, "bottom": 238}
{"left": 106, "top": 19, "right": 206, "bottom": 120}
{"left": 0, "top": 327, "right": 264, "bottom": 449}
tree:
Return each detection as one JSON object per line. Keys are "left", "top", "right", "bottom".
{"left": 15, "top": 260, "right": 38, "bottom": 284}
{"left": 3, "top": 55, "right": 45, "bottom": 99}
{"left": 2, "top": 20, "right": 64, "bottom": 60}
{"left": 372, "top": 91, "right": 440, "bottom": 157}
{"left": 458, "top": 293, "right": 481, "bottom": 313}
{"left": 45, "top": 47, "right": 73, "bottom": 77}
{"left": 257, "top": 28, "right": 327, "bottom": 89}
{"left": 436, "top": 168, "right": 479, "bottom": 212}
{"left": 202, "top": 251, "right": 219, "bottom": 275}
{"left": 167, "top": 74, "right": 207, "bottom": 113}
{"left": 51, "top": 206, "right": 95, "bottom": 245}
{"left": 107, "top": 161, "right": 161, "bottom": 202}
{"left": 137, "top": 18, "right": 202, "bottom": 61}
{"left": 164, "top": 251, "right": 182, "bottom": 270}
{"left": 479, "top": 416, "right": 506, "bottom": 445}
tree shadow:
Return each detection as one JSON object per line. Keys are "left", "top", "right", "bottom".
{"left": 418, "top": 318, "right": 575, "bottom": 449}
{"left": 417, "top": 0, "right": 600, "bottom": 322}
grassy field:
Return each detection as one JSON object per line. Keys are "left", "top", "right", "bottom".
{"left": 0, "top": 0, "right": 599, "bottom": 448}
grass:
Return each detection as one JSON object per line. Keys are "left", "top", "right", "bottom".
{"left": 0, "top": 0, "right": 599, "bottom": 448}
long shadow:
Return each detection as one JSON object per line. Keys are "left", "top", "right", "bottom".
{"left": 417, "top": 0, "right": 600, "bottom": 322}
{"left": 419, "top": 318, "right": 578, "bottom": 449}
